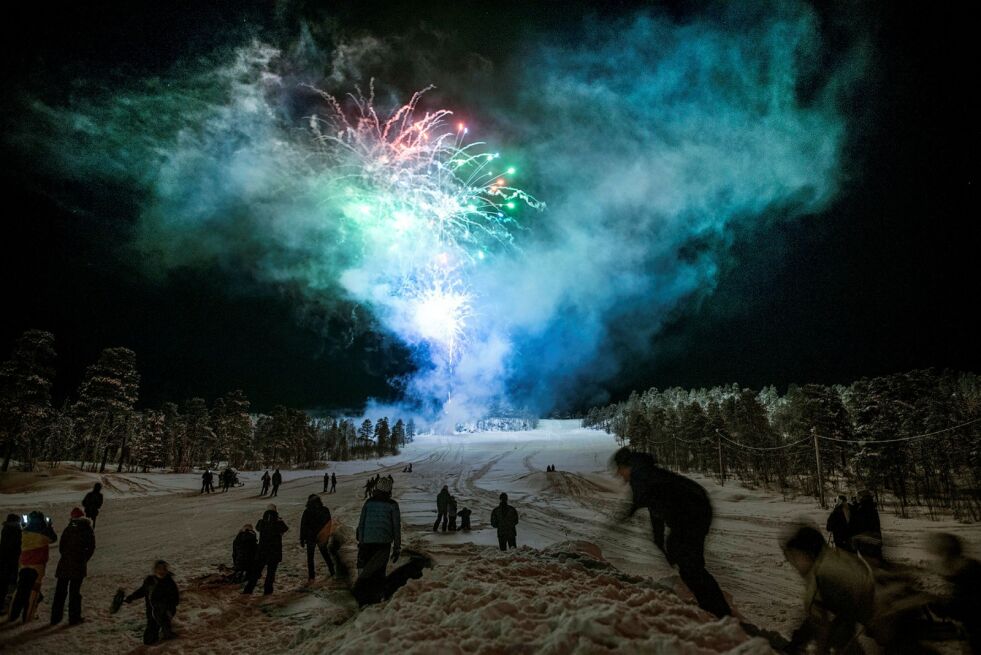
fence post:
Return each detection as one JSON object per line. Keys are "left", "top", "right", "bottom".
{"left": 717, "top": 433, "right": 725, "bottom": 486}
{"left": 812, "top": 430, "right": 825, "bottom": 509}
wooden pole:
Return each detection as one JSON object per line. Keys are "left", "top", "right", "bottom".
{"left": 714, "top": 429, "right": 725, "bottom": 486}
{"left": 813, "top": 430, "right": 825, "bottom": 509}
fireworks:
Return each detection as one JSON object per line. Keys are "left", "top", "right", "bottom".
{"left": 309, "top": 84, "right": 543, "bottom": 364}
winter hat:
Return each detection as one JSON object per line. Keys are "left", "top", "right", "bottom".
{"left": 266, "top": 504, "right": 277, "bottom": 512}
{"left": 499, "top": 493, "right": 508, "bottom": 503}
{"left": 70, "top": 507, "right": 84, "bottom": 519}
{"left": 376, "top": 477, "right": 393, "bottom": 493}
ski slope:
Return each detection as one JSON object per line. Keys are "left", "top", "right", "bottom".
{"left": 1, "top": 420, "right": 977, "bottom": 653}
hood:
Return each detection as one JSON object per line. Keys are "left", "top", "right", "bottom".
{"left": 261, "top": 509, "right": 278, "bottom": 522}
{"left": 69, "top": 517, "right": 93, "bottom": 529}
{"left": 306, "top": 495, "right": 323, "bottom": 509}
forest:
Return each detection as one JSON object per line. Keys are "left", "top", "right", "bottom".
{"left": 585, "top": 369, "right": 981, "bottom": 521}
{"left": 0, "top": 330, "right": 414, "bottom": 473}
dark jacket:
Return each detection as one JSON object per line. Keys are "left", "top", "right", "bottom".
{"left": 357, "top": 493, "right": 401, "bottom": 549}
{"left": 55, "top": 518, "right": 96, "bottom": 579}
{"left": 436, "top": 488, "right": 451, "bottom": 512}
{"left": 232, "top": 528, "right": 257, "bottom": 571}
{"left": 0, "top": 517, "right": 21, "bottom": 580}
{"left": 849, "top": 498, "right": 881, "bottom": 538}
{"left": 255, "top": 510, "right": 289, "bottom": 564}
{"left": 491, "top": 503, "right": 519, "bottom": 538}
{"left": 448, "top": 497, "right": 458, "bottom": 518}
{"left": 300, "top": 497, "right": 332, "bottom": 546}
{"left": 82, "top": 490, "right": 104, "bottom": 517}
{"left": 261, "top": 472, "right": 270, "bottom": 485}
{"left": 626, "top": 453, "right": 712, "bottom": 546}
{"left": 826, "top": 504, "right": 851, "bottom": 547}
{"left": 126, "top": 573, "right": 180, "bottom": 617}
{"left": 271, "top": 470, "right": 283, "bottom": 486}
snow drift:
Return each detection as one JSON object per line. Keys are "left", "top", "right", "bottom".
{"left": 298, "top": 541, "right": 771, "bottom": 655}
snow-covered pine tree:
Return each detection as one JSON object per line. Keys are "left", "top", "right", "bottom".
{"left": 73, "top": 347, "right": 139, "bottom": 473}
{"left": 0, "top": 329, "right": 57, "bottom": 471}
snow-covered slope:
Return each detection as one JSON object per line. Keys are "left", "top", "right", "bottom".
{"left": 1, "top": 420, "right": 977, "bottom": 653}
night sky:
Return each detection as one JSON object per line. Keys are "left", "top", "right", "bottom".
{"left": 0, "top": 1, "right": 976, "bottom": 414}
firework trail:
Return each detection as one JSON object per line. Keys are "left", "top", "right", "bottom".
{"left": 308, "top": 84, "right": 543, "bottom": 368}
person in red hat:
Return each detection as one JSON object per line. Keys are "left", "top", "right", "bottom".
{"left": 50, "top": 507, "right": 95, "bottom": 625}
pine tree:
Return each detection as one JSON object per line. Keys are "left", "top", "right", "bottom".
{"left": 183, "top": 398, "right": 214, "bottom": 468}
{"left": 132, "top": 409, "right": 166, "bottom": 472}
{"left": 392, "top": 419, "right": 406, "bottom": 448}
{"left": 406, "top": 418, "right": 416, "bottom": 442}
{"left": 374, "top": 417, "right": 390, "bottom": 457}
{"left": 223, "top": 390, "right": 252, "bottom": 468}
{"left": 0, "top": 330, "right": 57, "bottom": 471}
{"left": 358, "top": 419, "right": 373, "bottom": 459}
{"left": 74, "top": 347, "right": 139, "bottom": 473}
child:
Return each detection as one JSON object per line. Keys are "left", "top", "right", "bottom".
{"left": 124, "top": 560, "right": 180, "bottom": 645}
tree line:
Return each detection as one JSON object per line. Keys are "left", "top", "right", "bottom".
{"left": 584, "top": 369, "right": 981, "bottom": 521}
{"left": 0, "top": 330, "right": 415, "bottom": 473}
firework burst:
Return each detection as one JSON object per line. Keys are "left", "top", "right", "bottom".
{"left": 309, "top": 84, "right": 543, "bottom": 365}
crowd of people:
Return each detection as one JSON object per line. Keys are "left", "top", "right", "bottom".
{"left": 1, "top": 453, "right": 978, "bottom": 653}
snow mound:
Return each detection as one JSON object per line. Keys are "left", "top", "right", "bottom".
{"left": 298, "top": 542, "right": 772, "bottom": 655}
{"left": 513, "top": 471, "right": 618, "bottom": 498}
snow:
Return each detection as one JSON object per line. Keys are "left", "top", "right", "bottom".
{"left": 2, "top": 420, "right": 978, "bottom": 653}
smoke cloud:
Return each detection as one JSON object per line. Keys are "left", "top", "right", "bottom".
{"left": 11, "top": 2, "right": 866, "bottom": 423}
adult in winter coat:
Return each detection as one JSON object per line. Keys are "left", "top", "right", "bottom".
{"left": 849, "top": 491, "right": 883, "bottom": 563}
{"left": 447, "top": 496, "right": 458, "bottom": 532}
{"left": 330, "top": 472, "right": 337, "bottom": 493}
{"left": 434, "top": 486, "right": 451, "bottom": 532}
{"left": 826, "top": 495, "right": 853, "bottom": 553}
{"left": 612, "top": 447, "right": 732, "bottom": 618}
{"left": 125, "top": 560, "right": 180, "bottom": 645}
{"left": 458, "top": 507, "right": 472, "bottom": 531}
{"left": 231, "top": 525, "right": 257, "bottom": 582}
{"left": 201, "top": 470, "right": 214, "bottom": 494}
{"left": 300, "top": 495, "right": 336, "bottom": 580}
{"left": 323, "top": 471, "right": 330, "bottom": 493}
{"left": 270, "top": 469, "right": 283, "bottom": 497}
{"left": 0, "top": 514, "right": 22, "bottom": 614}
{"left": 927, "top": 533, "right": 980, "bottom": 653}
{"left": 782, "top": 525, "right": 875, "bottom": 653}
{"left": 260, "top": 470, "right": 271, "bottom": 496}
{"left": 490, "top": 493, "right": 519, "bottom": 551}
{"left": 244, "top": 506, "right": 289, "bottom": 595}
{"left": 82, "top": 482, "right": 104, "bottom": 528}
{"left": 354, "top": 477, "right": 402, "bottom": 606}
{"left": 50, "top": 508, "right": 96, "bottom": 625}
{"left": 7, "top": 511, "right": 58, "bottom": 623}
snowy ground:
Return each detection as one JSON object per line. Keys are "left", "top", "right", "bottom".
{"left": 1, "top": 420, "right": 978, "bottom": 653}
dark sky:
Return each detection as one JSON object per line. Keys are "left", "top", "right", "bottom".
{"left": 0, "top": 1, "right": 977, "bottom": 412}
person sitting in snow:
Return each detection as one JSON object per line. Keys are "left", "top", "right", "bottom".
{"left": 458, "top": 507, "right": 472, "bottom": 532}
{"left": 231, "top": 524, "right": 257, "bottom": 583}
{"left": 612, "top": 446, "right": 732, "bottom": 618}
{"left": 124, "top": 560, "right": 180, "bottom": 645}
{"left": 491, "top": 493, "right": 519, "bottom": 551}
{"left": 50, "top": 507, "right": 95, "bottom": 626}
{"left": 354, "top": 476, "right": 401, "bottom": 606}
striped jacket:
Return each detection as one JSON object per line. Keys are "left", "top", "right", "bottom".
{"left": 20, "top": 521, "right": 58, "bottom": 575}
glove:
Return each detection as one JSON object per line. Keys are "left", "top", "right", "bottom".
{"left": 391, "top": 548, "right": 400, "bottom": 563}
